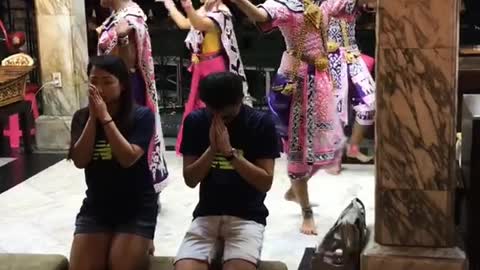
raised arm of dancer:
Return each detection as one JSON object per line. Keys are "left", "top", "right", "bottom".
{"left": 114, "top": 19, "right": 138, "bottom": 69}
{"left": 97, "top": 18, "right": 137, "bottom": 71}
{"left": 181, "top": 0, "right": 217, "bottom": 31}
{"left": 69, "top": 96, "right": 97, "bottom": 169}
{"left": 164, "top": 0, "right": 191, "bottom": 29}
{"left": 358, "top": 0, "right": 376, "bottom": 12}
{"left": 321, "top": 0, "right": 354, "bottom": 16}
{"left": 230, "top": 0, "right": 269, "bottom": 22}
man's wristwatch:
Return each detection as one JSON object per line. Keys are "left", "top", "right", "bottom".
{"left": 225, "top": 148, "right": 239, "bottom": 161}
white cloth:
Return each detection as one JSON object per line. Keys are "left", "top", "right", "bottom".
{"left": 175, "top": 215, "right": 265, "bottom": 265}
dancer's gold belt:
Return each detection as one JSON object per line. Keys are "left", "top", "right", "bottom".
{"left": 327, "top": 41, "right": 361, "bottom": 64}
{"left": 286, "top": 50, "right": 329, "bottom": 72}
{"left": 345, "top": 50, "right": 360, "bottom": 64}
{"left": 276, "top": 52, "right": 329, "bottom": 96}
{"left": 191, "top": 51, "right": 223, "bottom": 64}
{"left": 327, "top": 41, "right": 339, "bottom": 53}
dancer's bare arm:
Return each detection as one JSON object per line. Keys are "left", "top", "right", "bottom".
{"left": 321, "top": 0, "right": 357, "bottom": 16}
{"left": 164, "top": 0, "right": 191, "bottom": 29}
{"left": 183, "top": 147, "right": 216, "bottom": 188}
{"left": 114, "top": 19, "right": 137, "bottom": 70}
{"left": 182, "top": 0, "right": 217, "bottom": 32}
{"left": 69, "top": 114, "right": 97, "bottom": 169}
{"left": 116, "top": 42, "right": 137, "bottom": 71}
{"left": 230, "top": 0, "right": 269, "bottom": 23}
{"left": 358, "top": 0, "right": 376, "bottom": 8}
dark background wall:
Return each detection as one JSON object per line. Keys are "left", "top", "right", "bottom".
{"left": 0, "top": 0, "right": 479, "bottom": 112}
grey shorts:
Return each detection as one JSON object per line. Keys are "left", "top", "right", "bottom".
{"left": 175, "top": 216, "right": 265, "bottom": 266}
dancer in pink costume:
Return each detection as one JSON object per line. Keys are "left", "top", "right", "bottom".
{"left": 326, "top": 0, "right": 376, "bottom": 173}
{"left": 222, "top": 0, "right": 350, "bottom": 235}
{"left": 161, "top": 0, "right": 251, "bottom": 154}
{"left": 97, "top": 0, "right": 169, "bottom": 191}
{"left": 96, "top": 0, "right": 169, "bottom": 255}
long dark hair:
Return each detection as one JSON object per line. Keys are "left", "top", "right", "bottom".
{"left": 87, "top": 55, "right": 135, "bottom": 134}
{"left": 68, "top": 55, "right": 135, "bottom": 158}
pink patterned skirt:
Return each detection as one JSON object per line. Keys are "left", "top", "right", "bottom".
{"left": 175, "top": 52, "right": 227, "bottom": 154}
{"left": 271, "top": 52, "right": 346, "bottom": 179}
{"left": 328, "top": 48, "right": 376, "bottom": 126}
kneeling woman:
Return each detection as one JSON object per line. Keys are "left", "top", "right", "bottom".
{"left": 68, "top": 55, "right": 158, "bottom": 270}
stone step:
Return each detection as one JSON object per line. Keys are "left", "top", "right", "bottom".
{"left": 0, "top": 254, "right": 288, "bottom": 270}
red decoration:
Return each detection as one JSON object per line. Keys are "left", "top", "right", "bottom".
{"left": 9, "top": 32, "right": 26, "bottom": 50}
{"left": 0, "top": 20, "right": 26, "bottom": 53}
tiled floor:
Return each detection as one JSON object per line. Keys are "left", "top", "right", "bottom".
{"left": 0, "top": 151, "right": 64, "bottom": 194}
{"left": 0, "top": 158, "right": 15, "bottom": 167}
{"left": 0, "top": 152, "right": 375, "bottom": 270}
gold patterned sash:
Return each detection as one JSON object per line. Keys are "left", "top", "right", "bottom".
{"left": 327, "top": 19, "right": 361, "bottom": 63}
{"left": 277, "top": 0, "right": 330, "bottom": 96}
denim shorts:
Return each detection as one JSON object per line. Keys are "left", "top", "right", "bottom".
{"left": 74, "top": 195, "right": 158, "bottom": 240}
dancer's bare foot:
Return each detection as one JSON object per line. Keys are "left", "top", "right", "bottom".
{"left": 148, "top": 240, "right": 155, "bottom": 256}
{"left": 347, "top": 144, "right": 373, "bottom": 163}
{"left": 284, "top": 187, "right": 297, "bottom": 202}
{"left": 325, "top": 165, "right": 342, "bottom": 175}
{"left": 301, "top": 207, "right": 317, "bottom": 235}
{"left": 326, "top": 169, "right": 340, "bottom": 175}
{"left": 285, "top": 188, "right": 319, "bottom": 207}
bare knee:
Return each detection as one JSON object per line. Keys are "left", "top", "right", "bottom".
{"left": 175, "top": 259, "right": 209, "bottom": 270}
{"left": 109, "top": 234, "right": 150, "bottom": 270}
{"left": 69, "top": 256, "right": 107, "bottom": 270}
{"left": 109, "top": 253, "right": 149, "bottom": 270}
{"left": 69, "top": 235, "right": 110, "bottom": 270}
{"left": 223, "top": 259, "right": 256, "bottom": 270}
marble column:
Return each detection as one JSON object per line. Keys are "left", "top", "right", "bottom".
{"left": 361, "top": 0, "right": 466, "bottom": 269}
{"left": 34, "top": 0, "right": 88, "bottom": 150}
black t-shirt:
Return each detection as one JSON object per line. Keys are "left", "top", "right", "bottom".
{"left": 180, "top": 105, "right": 281, "bottom": 225}
{"left": 71, "top": 106, "right": 157, "bottom": 223}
